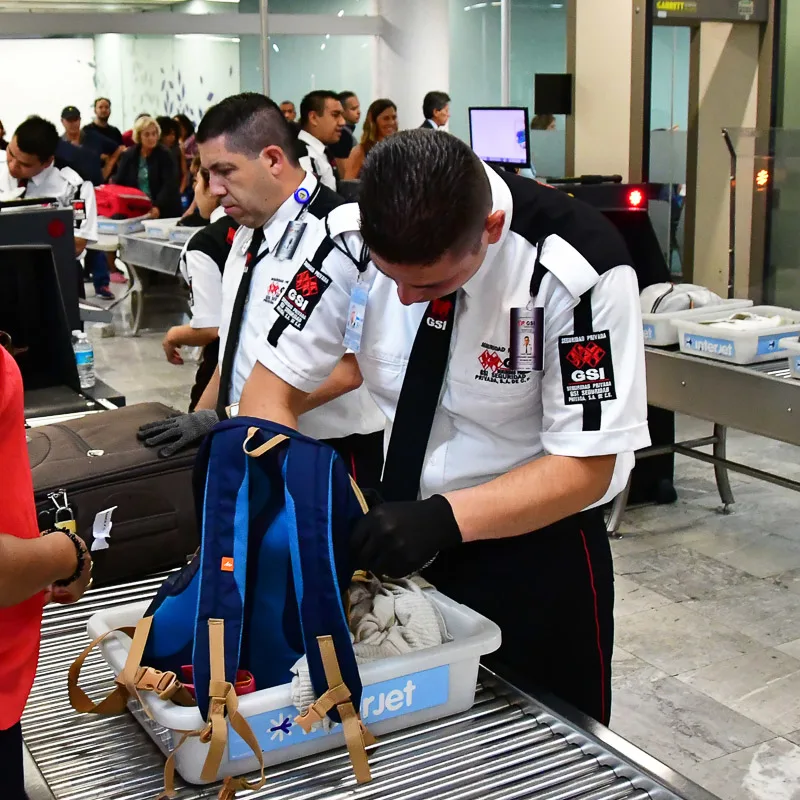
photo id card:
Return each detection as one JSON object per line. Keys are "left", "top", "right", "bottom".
{"left": 509, "top": 306, "right": 544, "bottom": 372}
{"left": 343, "top": 283, "right": 369, "bottom": 352}
{"left": 275, "top": 220, "right": 306, "bottom": 261}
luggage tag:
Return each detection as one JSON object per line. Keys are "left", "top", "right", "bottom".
{"left": 343, "top": 280, "right": 368, "bottom": 352}
{"left": 509, "top": 304, "right": 544, "bottom": 372}
{"left": 275, "top": 220, "right": 306, "bottom": 262}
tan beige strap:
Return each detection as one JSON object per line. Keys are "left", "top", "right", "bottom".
{"left": 133, "top": 667, "right": 195, "bottom": 707}
{"left": 119, "top": 616, "right": 154, "bottom": 695}
{"left": 312, "top": 635, "right": 374, "bottom": 784}
{"left": 409, "top": 574, "right": 435, "bottom": 590}
{"left": 348, "top": 475, "right": 369, "bottom": 514}
{"left": 158, "top": 728, "right": 202, "bottom": 799}
{"left": 199, "top": 619, "right": 266, "bottom": 790}
{"left": 68, "top": 626, "right": 136, "bottom": 714}
{"left": 294, "top": 681, "right": 352, "bottom": 733}
{"left": 243, "top": 428, "right": 289, "bottom": 457}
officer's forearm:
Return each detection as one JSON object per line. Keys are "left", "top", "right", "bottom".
{"left": 444, "top": 454, "right": 616, "bottom": 543}
{"left": 239, "top": 361, "right": 306, "bottom": 429}
{"left": 75, "top": 237, "right": 88, "bottom": 257}
{"left": 301, "top": 354, "right": 362, "bottom": 413}
{"left": 194, "top": 366, "right": 220, "bottom": 411}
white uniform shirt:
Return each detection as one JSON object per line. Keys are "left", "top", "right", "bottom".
{"left": 180, "top": 205, "right": 230, "bottom": 329}
{"left": 256, "top": 165, "right": 650, "bottom": 505}
{"left": 297, "top": 130, "right": 337, "bottom": 192}
{"left": 0, "top": 152, "right": 98, "bottom": 244}
{"left": 219, "top": 172, "right": 384, "bottom": 440}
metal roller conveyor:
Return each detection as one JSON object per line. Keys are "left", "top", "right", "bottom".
{"left": 23, "top": 578, "right": 718, "bottom": 800}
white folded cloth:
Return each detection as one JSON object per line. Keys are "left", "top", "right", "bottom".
{"left": 290, "top": 575, "right": 449, "bottom": 724}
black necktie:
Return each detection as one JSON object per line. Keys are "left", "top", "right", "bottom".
{"left": 17, "top": 178, "right": 28, "bottom": 194}
{"left": 381, "top": 292, "right": 458, "bottom": 502}
{"left": 216, "top": 227, "right": 266, "bottom": 417}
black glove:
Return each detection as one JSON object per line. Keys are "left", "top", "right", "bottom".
{"left": 137, "top": 409, "right": 219, "bottom": 458}
{"left": 350, "top": 494, "right": 462, "bottom": 578}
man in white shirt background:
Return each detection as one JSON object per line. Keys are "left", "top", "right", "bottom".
{"left": 296, "top": 90, "right": 345, "bottom": 192}
{"left": 1, "top": 115, "right": 98, "bottom": 301}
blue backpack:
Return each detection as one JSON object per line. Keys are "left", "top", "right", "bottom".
{"left": 69, "top": 418, "right": 374, "bottom": 794}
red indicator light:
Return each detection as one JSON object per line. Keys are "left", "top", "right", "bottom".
{"left": 47, "top": 219, "right": 66, "bottom": 238}
{"left": 628, "top": 189, "right": 644, "bottom": 207}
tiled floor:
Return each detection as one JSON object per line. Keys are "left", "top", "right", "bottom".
{"left": 85, "top": 293, "right": 800, "bottom": 800}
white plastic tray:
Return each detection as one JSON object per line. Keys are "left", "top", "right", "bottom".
{"left": 142, "top": 218, "right": 184, "bottom": 240}
{"left": 674, "top": 305, "right": 800, "bottom": 365}
{"left": 168, "top": 226, "right": 197, "bottom": 245}
{"left": 97, "top": 216, "right": 147, "bottom": 236}
{"left": 87, "top": 590, "right": 501, "bottom": 785}
{"left": 642, "top": 299, "right": 753, "bottom": 347}
{"left": 783, "top": 338, "right": 800, "bottom": 379}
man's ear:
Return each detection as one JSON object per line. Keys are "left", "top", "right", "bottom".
{"left": 485, "top": 210, "right": 505, "bottom": 245}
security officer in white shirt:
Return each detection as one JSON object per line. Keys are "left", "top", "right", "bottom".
{"left": 1, "top": 116, "right": 98, "bottom": 299}
{"left": 296, "top": 90, "right": 345, "bottom": 192}
{"left": 237, "top": 130, "right": 650, "bottom": 724}
{"left": 138, "top": 94, "right": 385, "bottom": 488}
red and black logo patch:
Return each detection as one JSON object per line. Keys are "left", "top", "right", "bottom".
{"left": 558, "top": 330, "right": 616, "bottom": 405}
{"left": 272, "top": 260, "right": 331, "bottom": 332}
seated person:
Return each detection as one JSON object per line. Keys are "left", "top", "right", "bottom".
{"left": 162, "top": 163, "right": 237, "bottom": 411}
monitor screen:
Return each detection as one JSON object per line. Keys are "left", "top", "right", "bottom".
{"left": 469, "top": 107, "right": 530, "bottom": 167}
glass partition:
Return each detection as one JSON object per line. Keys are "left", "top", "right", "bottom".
{"left": 724, "top": 127, "right": 800, "bottom": 307}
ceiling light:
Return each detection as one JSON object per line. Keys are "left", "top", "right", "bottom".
{"left": 473, "top": 2, "right": 487, "bottom": 7}
{"left": 551, "top": 3, "right": 564, "bottom": 7}
{"left": 337, "top": 8, "right": 344, "bottom": 16}
{"left": 325, "top": 33, "right": 330, "bottom": 39}
{"left": 206, "top": 0, "right": 240, "bottom": 4}
{"left": 175, "top": 34, "right": 240, "bottom": 42}
{"left": 272, "top": 43, "right": 279, "bottom": 52}
{"left": 320, "top": 43, "right": 326, "bottom": 50}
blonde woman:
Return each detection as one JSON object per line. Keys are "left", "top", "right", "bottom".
{"left": 112, "top": 115, "right": 182, "bottom": 218}
{"left": 342, "top": 99, "right": 398, "bottom": 180}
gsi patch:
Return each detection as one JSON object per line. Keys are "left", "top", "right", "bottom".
{"left": 558, "top": 330, "right": 616, "bottom": 405}
{"left": 272, "top": 260, "right": 331, "bottom": 332}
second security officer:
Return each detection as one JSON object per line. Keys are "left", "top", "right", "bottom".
{"left": 236, "top": 130, "right": 650, "bottom": 724}
{"left": 138, "top": 94, "right": 385, "bottom": 488}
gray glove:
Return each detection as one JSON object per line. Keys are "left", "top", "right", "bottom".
{"left": 137, "top": 410, "right": 219, "bottom": 458}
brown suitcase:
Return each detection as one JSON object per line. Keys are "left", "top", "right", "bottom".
{"left": 28, "top": 403, "right": 199, "bottom": 587}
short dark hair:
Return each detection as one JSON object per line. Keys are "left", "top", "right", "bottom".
{"left": 300, "top": 90, "right": 340, "bottom": 125}
{"left": 280, "top": 100, "right": 295, "bottom": 108}
{"left": 423, "top": 91, "right": 451, "bottom": 120}
{"left": 94, "top": 97, "right": 111, "bottom": 108}
{"left": 156, "top": 116, "right": 179, "bottom": 139}
{"left": 196, "top": 92, "right": 298, "bottom": 165}
{"left": 338, "top": 91, "right": 357, "bottom": 107}
{"left": 14, "top": 116, "right": 59, "bottom": 163}
{"left": 173, "top": 113, "right": 195, "bottom": 139}
{"left": 359, "top": 130, "right": 491, "bottom": 266}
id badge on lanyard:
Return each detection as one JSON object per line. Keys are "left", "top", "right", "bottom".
{"left": 275, "top": 220, "right": 307, "bottom": 261}
{"left": 343, "top": 280, "right": 368, "bottom": 352}
{"left": 509, "top": 304, "right": 544, "bottom": 372}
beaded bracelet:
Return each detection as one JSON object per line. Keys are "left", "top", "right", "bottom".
{"left": 43, "top": 529, "right": 87, "bottom": 587}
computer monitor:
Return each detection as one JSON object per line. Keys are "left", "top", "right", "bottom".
{"left": 468, "top": 107, "right": 531, "bottom": 168}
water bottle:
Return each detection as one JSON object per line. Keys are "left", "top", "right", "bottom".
{"left": 72, "top": 330, "right": 96, "bottom": 389}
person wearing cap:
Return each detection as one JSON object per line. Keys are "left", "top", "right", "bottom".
{"left": 1, "top": 115, "right": 99, "bottom": 300}
{"left": 60, "top": 106, "right": 123, "bottom": 181}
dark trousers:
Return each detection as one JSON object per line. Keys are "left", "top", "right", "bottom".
{"left": 322, "top": 431, "right": 384, "bottom": 492}
{"left": 188, "top": 339, "right": 220, "bottom": 412}
{"left": 0, "top": 722, "right": 26, "bottom": 800}
{"left": 424, "top": 507, "right": 614, "bottom": 725}
{"left": 84, "top": 249, "right": 110, "bottom": 292}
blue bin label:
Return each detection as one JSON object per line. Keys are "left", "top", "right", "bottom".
{"left": 756, "top": 332, "right": 797, "bottom": 357}
{"left": 75, "top": 351, "right": 94, "bottom": 366}
{"left": 683, "top": 333, "right": 735, "bottom": 359}
{"left": 227, "top": 664, "right": 450, "bottom": 760}
{"left": 642, "top": 324, "right": 656, "bottom": 342}
{"left": 795, "top": 356, "right": 800, "bottom": 374}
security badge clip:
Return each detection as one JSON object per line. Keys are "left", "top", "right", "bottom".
{"left": 343, "top": 281, "right": 368, "bottom": 353}
{"left": 275, "top": 220, "right": 307, "bottom": 262}
{"left": 509, "top": 305, "right": 544, "bottom": 372}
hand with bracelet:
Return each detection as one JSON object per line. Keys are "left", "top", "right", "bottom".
{"left": 42, "top": 529, "right": 93, "bottom": 604}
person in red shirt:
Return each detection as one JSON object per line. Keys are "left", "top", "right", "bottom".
{"left": 0, "top": 344, "right": 93, "bottom": 799}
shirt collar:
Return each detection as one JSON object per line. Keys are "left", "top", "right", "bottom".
{"left": 29, "top": 162, "right": 57, "bottom": 190}
{"left": 210, "top": 205, "right": 227, "bottom": 224}
{"left": 298, "top": 129, "right": 325, "bottom": 154}
{"left": 261, "top": 171, "right": 319, "bottom": 252}
{"left": 461, "top": 163, "right": 513, "bottom": 298}
{"left": 426, "top": 119, "right": 440, "bottom": 130}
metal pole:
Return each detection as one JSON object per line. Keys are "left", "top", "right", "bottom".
{"left": 260, "top": 0, "right": 270, "bottom": 95}
{"left": 500, "top": 0, "right": 510, "bottom": 105}
{"left": 722, "top": 127, "right": 737, "bottom": 299}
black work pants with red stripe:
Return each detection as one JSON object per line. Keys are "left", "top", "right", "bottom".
{"left": 423, "top": 507, "right": 614, "bottom": 725}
